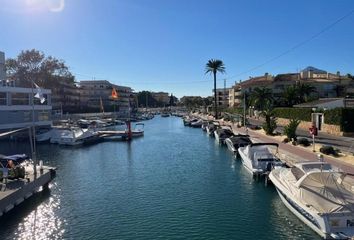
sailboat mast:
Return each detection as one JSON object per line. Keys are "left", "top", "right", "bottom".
{"left": 31, "top": 78, "right": 37, "bottom": 177}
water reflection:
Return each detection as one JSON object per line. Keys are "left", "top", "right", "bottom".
{"left": 0, "top": 186, "right": 64, "bottom": 240}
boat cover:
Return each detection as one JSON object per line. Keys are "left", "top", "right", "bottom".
{"left": 229, "top": 136, "right": 252, "bottom": 145}
{"left": 297, "top": 172, "right": 354, "bottom": 213}
{"left": 244, "top": 145, "right": 275, "bottom": 161}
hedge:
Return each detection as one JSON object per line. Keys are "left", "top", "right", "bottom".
{"left": 271, "top": 107, "right": 354, "bottom": 132}
{"left": 324, "top": 108, "right": 342, "bottom": 125}
{"left": 273, "top": 108, "right": 312, "bottom": 121}
{"left": 341, "top": 108, "right": 354, "bottom": 132}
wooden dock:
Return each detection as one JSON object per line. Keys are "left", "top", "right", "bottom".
{"left": 0, "top": 166, "right": 56, "bottom": 216}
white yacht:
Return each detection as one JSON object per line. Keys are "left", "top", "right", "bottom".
{"left": 269, "top": 161, "right": 354, "bottom": 239}
{"left": 214, "top": 126, "right": 234, "bottom": 144}
{"left": 225, "top": 135, "right": 252, "bottom": 155}
{"left": 238, "top": 143, "right": 282, "bottom": 175}
{"left": 57, "top": 128, "right": 100, "bottom": 146}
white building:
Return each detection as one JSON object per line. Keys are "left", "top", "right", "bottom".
{"left": 0, "top": 51, "right": 52, "bottom": 131}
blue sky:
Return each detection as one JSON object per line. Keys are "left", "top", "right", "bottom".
{"left": 1, "top": 0, "right": 354, "bottom": 98}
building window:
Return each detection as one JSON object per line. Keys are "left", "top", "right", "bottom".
{"left": 38, "top": 111, "right": 50, "bottom": 121}
{"left": 11, "top": 93, "right": 29, "bottom": 105}
{"left": 23, "top": 111, "right": 31, "bottom": 122}
{"left": 0, "top": 92, "right": 6, "bottom": 105}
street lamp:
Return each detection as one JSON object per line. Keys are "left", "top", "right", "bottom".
{"left": 243, "top": 90, "right": 246, "bottom": 127}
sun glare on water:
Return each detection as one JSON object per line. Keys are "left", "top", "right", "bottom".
{"left": 25, "top": 0, "right": 65, "bottom": 12}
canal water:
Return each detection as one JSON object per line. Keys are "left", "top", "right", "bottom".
{"left": 0, "top": 116, "right": 319, "bottom": 239}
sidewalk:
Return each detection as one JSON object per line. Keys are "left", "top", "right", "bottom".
{"left": 247, "top": 118, "right": 354, "bottom": 154}
{"left": 233, "top": 125, "right": 354, "bottom": 174}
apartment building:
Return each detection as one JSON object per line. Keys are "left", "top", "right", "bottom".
{"left": 151, "top": 92, "right": 170, "bottom": 105}
{"left": 229, "top": 67, "right": 354, "bottom": 107}
{"left": 79, "top": 80, "right": 133, "bottom": 114}
{"left": 213, "top": 88, "right": 230, "bottom": 108}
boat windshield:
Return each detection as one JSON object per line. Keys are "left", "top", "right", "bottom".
{"left": 301, "top": 163, "right": 333, "bottom": 173}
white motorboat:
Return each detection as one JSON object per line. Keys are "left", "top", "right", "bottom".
{"left": 190, "top": 119, "right": 203, "bottom": 128}
{"left": 225, "top": 134, "right": 252, "bottom": 154}
{"left": 57, "top": 128, "right": 100, "bottom": 146}
{"left": 36, "top": 127, "right": 54, "bottom": 142}
{"left": 206, "top": 122, "right": 219, "bottom": 137}
{"left": 269, "top": 161, "right": 354, "bottom": 239}
{"left": 131, "top": 123, "right": 144, "bottom": 137}
{"left": 201, "top": 121, "right": 209, "bottom": 131}
{"left": 214, "top": 126, "right": 234, "bottom": 144}
{"left": 238, "top": 143, "right": 282, "bottom": 175}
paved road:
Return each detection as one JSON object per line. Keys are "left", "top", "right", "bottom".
{"left": 247, "top": 118, "right": 354, "bottom": 154}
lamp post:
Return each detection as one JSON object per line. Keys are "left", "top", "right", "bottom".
{"left": 311, "top": 107, "right": 317, "bottom": 152}
{"left": 243, "top": 90, "right": 246, "bottom": 127}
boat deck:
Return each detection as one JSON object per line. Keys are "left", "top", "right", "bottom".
{"left": 0, "top": 166, "right": 55, "bottom": 216}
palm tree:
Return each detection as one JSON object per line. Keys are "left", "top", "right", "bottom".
{"left": 282, "top": 85, "right": 299, "bottom": 107}
{"left": 205, "top": 59, "right": 225, "bottom": 119}
{"left": 296, "top": 83, "right": 316, "bottom": 103}
{"left": 250, "top": 87, "right": 273, "bottom": 111}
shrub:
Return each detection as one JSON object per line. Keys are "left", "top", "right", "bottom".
{"left": 262, "top": 117, "right": 277, "bottom": 135}
{"left": 320, "top": 145, "right": 337, "bottom": 156}
{"left": 297, "top": 138, "right": 310, "bottom": 147}
{"left": 284, "top": 118, "right": 301, "bottom": 141}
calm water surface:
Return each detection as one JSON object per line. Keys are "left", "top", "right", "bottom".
{"left": 0, "top": 116, "right": 319, "bottom": 239}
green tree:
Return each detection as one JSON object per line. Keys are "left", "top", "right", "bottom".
{"left": 205, "top": 59, "right": 225, "bottom": 119}
{"left": 296, "top": 83, "right": 316, "bottom": 103}
{"left": 333, "top": 85, "right": 346, "bottom": 97}
{"left": 261, "top": 105, "right": 277, "bottom": 135}
{"left": 137, "top": 91, "right": 159, "bottom": 107}
{"left": 250, "top": 87, "right": 273, "bottom": 111}
{"left": 5, "top": 49, "right": 74, "bottom": 88}
{"left": 284, "top": 118, "right": 301, "bottom": 141}
{"left": 282, "top": 85, "right": 299, "bottom": 107}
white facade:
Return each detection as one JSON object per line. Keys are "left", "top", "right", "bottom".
{"left": 0, "top": 86, "right": 52, "bottom": 130}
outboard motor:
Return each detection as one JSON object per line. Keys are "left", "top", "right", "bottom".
{"left": 266, "top": 162, "right": 273, "bottom": 172}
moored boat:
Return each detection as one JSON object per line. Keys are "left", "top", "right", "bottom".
{"left": 214, "top": 126, "right": 234, "bottom": 144}
{"left": 190, "top": 119, "right": 203, "bottom": 128}
{"left": 206, "top": 121, "right": 219, "bottom": 137}
{"left": 269, "top": 161, "right": 354, "bottom": 239}
{"left": 238, "top": 143, "right": 282, "bottom": 176}
{"left": 225, "top": 134, "right": 252, "bottom": 155}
